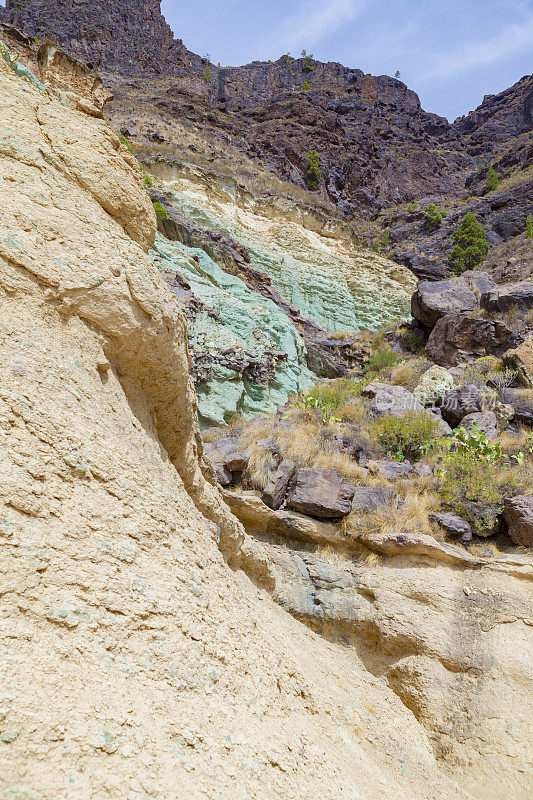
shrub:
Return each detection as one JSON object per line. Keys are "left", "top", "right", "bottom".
{"left": 374, "top": 411, "right": 440, "bottom": 461}
{"left": 526, "top": 213, "right": 533, "bottom": 238}
{"left": 301, "top": 79, "right": 310, "bottom": 91}
{"left": 485, "top": 167, "right": 499, "bottom": 193}
{"left": 450, "top": 212, "right": 489, "bottom": 274}
{"left": 425, "top": 203, "right": 442, "bottom": 231}
{"left": 152, "top": 201, "right": 168, "bottom": 220}
{"left": 363, "top": 349, "right": 402, "bottom": 375}
{"left": 304, "top": 151, "right": 321, "bottom": 190}
{"left": 443, "top": 425, "right": 502, "bottom": 463}
{"left": 202, "top": 63, "right": 212, "bottom": 83}
{"left": 372, "top": 240, "right": 380, "bottom": 253}
{"left": 381, "top": 231, "right": 389, "bottom": 248}
{"left": 293, "top": 379, "right": 364, "bottom": 423}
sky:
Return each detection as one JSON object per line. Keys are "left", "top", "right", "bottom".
{"left": 161, "top": 0, "right": 533, "bottom": 121}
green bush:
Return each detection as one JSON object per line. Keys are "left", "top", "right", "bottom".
{"left": 363, "top": 349, "right": 402, "bottom": 375}
{"left": 450, "top": 212, "right": 489, "bottom": 274}
{"left": 202, "top": 63, "right": 212, "bottom": 83}
{"left": 485, "top": 167, "right": 499, "bottom": 193}
{"left": 374, "top": 411, "right": 440, "bottom": 461}
{"left": 372, "top": 240, "right": 380, "bottom": 253}
{"left": 304, "top": 151, "right": 322, "bottom": 190}
{"left": 381, "top": 231, "right": 389, "bottom": 248}
{"left": 301, "top": 79, "right": 310, "bottom": 91}
{"left": 526, "top": 213, "right": 533, "bottom": 238}
{"left": 152, "top": 201, "right": 168, "bottom": 220}
{"left": 425, "top": 203, "right": 442, "bottom": 231}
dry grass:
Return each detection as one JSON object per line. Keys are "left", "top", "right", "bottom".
{"left": 344, "top": 490, "right": 437, "bottom": 541}
{"left": 390, "top": 357, "right": 432, "bottom": 391}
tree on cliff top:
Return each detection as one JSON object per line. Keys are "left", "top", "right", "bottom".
{"left": 450, "top": 212, "right": 489, "bottom": 274}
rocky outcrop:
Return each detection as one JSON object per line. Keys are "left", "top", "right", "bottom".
{"left": 2, "top": 54, "right": 496, "bottom": 800}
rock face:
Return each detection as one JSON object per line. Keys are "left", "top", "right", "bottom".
{"left": 1, "top": 55, "right": 497, "bottom": 800}
{"left": 2, "top": 50, "right": 533, "bottom": 800}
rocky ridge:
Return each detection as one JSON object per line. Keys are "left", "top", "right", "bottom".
{"left": 2, "top": 0, "right": 531, "bottom": 281}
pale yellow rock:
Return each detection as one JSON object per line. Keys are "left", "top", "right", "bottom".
{"left": 0, "top": 57, "right": 531, "bottom": 800}
{"left": 504, "top": 336, "right": 533, "bottom": 387}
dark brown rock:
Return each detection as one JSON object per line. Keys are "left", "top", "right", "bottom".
{"left": 261, "top": 460, "right": 295, "bottom": 510}
{"left": 430, "top": 512, "right": 472, "bottom": 542}
{"left": 441, "top": 385, "right": 483, "bottom": 427}
{"left": 503, "top": 496, "right": 533, "bottom": 547}
{"left": 426, "top": 314, "right": 519, "bottom": 367}
{"left": 285, "top": 469, "right": 355, "bottom": 519}
{"left": 351, "top": 486, "right": 392, "bottom": 513}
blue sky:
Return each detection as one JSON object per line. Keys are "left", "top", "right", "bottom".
{"left": 161, "top": 0, "right": 533, "bottom": 121}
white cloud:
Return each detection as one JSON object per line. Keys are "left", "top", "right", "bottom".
{"left": 423, "top": 17, "right": 533, "bottom": 81}
{"left": 264, "top": 0, "right": 367, "bottom": 56}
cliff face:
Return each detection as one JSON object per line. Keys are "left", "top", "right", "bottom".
{"left": 0, "top": 51, "right": 492, "bottom": 800}
{"left": 1, "top": 0, "right": 185, "bottom": 72}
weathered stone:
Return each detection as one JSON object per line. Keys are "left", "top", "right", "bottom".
{"left": 411, "top": 271, "right": 494, "bottom": 329}
{"left": 286, "top": 469, "right": 356, "bottom": 519}
{"left": 503, "top": 495, "right": 533, "bottom": 547}
{"left": 213, "top": 461, "right": 232, "bottom": 487}
{"left": 503, "top": 337, "right": 533, "bottom": 388}
{"left": 372, "top": 460, "right": 414, "bottom": 480}
{"left": 261, "top": 459, "right": 295, "bottom": 510}
{"left": 413, "top": 364, "right": 454, "bottom": 406}
{"left": 481, "top": 281, "right": 533, "bottom": 315}
{"left": 460, "top": 410, "right": 499, "bottom": 440}
{"left": 351, "top": 486, "right": 392, "bottom": 513}
{"left": 498, "top": 388, "right": 533, "bottom": 426}
{"left": 367, "top": 384, "right": 423, "bottom": 418}
{"left": 204, "top": 436, "right": 248, "bottom": 472}
{"left": 441, "top": 385, "right": 483, "bottom": 427}
{"left": 430, "top": 512, "right": 473, "bottom": 542}
{"left": 426, "top": 314, "right": 518, "bottom": 367}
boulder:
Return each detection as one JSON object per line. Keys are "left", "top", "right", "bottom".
{"left": 426, "top": 314, "right": 518, "bottom": 367}
{"left": 503, "top": 337, "right": 533, "bottom": 388}
{"left": 261, "top": 459, "right": 295, "bottom": 510}
{"left": 413, "top": 364, "right": 454, "bottom": 406}
{"left": 366, "top": 384, "right": 423, "bottom": 418}
{"left": 351, "top": 486, "right": 393, "bottom": 513}
{"left": 441, "top": 385, "right": 483, "bottom": 427}
{"left": 481, "top": 281, "right": 533, "bottom": 314}
{"left": 430, "top": 512, "right": 473, "bottom": 542}
{"left": 503, "top": 496, "right": 533, "bottom": 547}
{"left": 411, "top": 271, "right": 494, "bottom": 329}
{"left": 285, "top": 469, "right": 356, "bottom": 519}
{"left": 204, "top": 435, "right": 249, "bottom": 473}
{"left": 213, "top": 461, "right": 233, "bottom": 487}
{"left": 372, "top": 460, "right": 414, "bottom": 480}
{"left": 460, "top": 410, "right": 499, "bottom": 440}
